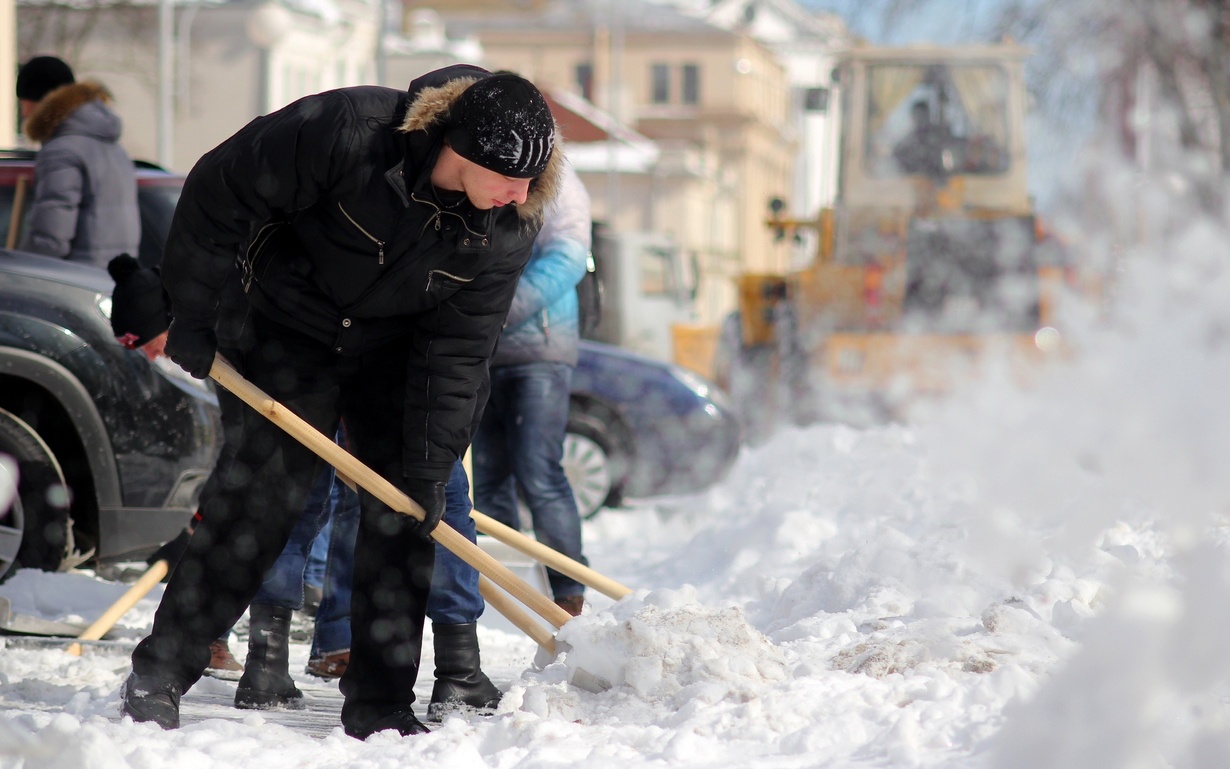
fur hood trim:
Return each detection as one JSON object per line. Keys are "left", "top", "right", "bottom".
{"left": 24, "top": 80, "right": 114, "bottom": 144}
{"left": 398, "top": 76, "right": 565, "bottom": 224}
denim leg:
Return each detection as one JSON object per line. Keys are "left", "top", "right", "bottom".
{"left": 503, "top": 363, "right": 587, "bottom": 599}
{"left": 425, "top": 460, "right": 485, "bottom": 624}
{"left": 310, "top": 474, "right": 358, "bottom": 657}
{"left": 303, "top": 517, "right": 331, "bottom": 590}
{"left": 472, "top": 389, "right": 522, "bottom": 530}
{"left": 252, "top": 463, "right": 335, "bottom": 609}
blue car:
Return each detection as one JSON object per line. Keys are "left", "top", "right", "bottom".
{"left": 564, "top": 340, "right": 741, "bottom": 517}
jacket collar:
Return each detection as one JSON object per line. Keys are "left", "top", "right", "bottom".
{"left": 23, "top": 81, "right": 114, "bottom": 144}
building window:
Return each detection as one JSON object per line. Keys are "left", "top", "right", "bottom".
{"left": 681, "top": 63, "right": 700, "bottom": 105}
{"left": 576, "top": 62, "right": 594, "bottom": 102}
{"left": 803, "top": 87, "right": 829, "bottom": 112}
{"left": 651, "top": 63, "right": 670, "bottom": 104}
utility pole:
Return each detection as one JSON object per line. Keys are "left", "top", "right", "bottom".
{"left": 158, "top": 0, "right": 174, "bottom": 167}
{"left": 0, "top": 0, "right": 16, "bottom": 147}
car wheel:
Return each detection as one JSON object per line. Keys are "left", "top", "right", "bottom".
{"left": 0, "top": 407, "right": 72, "bottom": 579}
{"left": 562, "top": 429, "right": 611, "bottom": 519}
{"left": 564, "top": 408, "right": 629, "bottom": 519}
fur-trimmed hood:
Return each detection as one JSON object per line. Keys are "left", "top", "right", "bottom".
{"left": 23, "top": 81, "right": 118, "bottom": 145}
{"left": 398, "top": 75, "right": 565, "bottom": 225}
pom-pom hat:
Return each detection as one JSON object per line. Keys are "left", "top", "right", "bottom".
{"left": 107, "top": 255, "right": 171, "bottom": 349}
{"left": 445, "top": 73, "right": 555, "bottom": 179}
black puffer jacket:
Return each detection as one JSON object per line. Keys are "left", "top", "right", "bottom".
{"left": 160, "top": 65, "right": 565, "bottom": 483}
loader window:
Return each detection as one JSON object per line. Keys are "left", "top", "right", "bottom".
{"left": 866, "top": 62, "right": 1010, "bottom": 178}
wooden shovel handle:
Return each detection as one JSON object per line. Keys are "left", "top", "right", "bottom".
{"left": 333, "top": 473, "right": 632, "bottom": 600}
{"left": 472, "top": 512, "right": 632, "bottom": 600}
{"left": 67, "top": 559, "right": 169, "bottom": 656}
{"left": 209, "top": 356, "right": 573, "bottom": 630}
{"left": 478, "top": 576, "right": 555, "bottom": 655}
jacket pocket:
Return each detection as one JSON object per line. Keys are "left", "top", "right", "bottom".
{"left": 425, "top": 269, "right": 476, "bottom": 292}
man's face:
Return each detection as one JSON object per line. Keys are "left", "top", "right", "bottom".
{"left": 459, "top": 162, "right": 533, "bottom": 210}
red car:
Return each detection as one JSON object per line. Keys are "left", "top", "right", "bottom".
{"left": 0, "top": 148, "right": 182, "bottom": 270}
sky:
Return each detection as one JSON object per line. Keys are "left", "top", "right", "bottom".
{"left": 3, "top": 203, "right": 1230, "bottom": 767}
{"left": 798, "top": 0, "right": 1006, "bottom": 45}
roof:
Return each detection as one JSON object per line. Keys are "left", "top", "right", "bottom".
{"left": 547, "top": 90, "right": 660, "bottom": 174}
{"left": 442, "top": 0, "right": 731, "bottom": 38}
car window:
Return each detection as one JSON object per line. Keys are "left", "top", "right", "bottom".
{"left": 0, "top": 186, "right": 13, "bottom": 248}
{"left": 0, "top": 182, "right": 33, "bottom": 251}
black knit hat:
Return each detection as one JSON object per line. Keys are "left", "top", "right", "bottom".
{"left": 108, "top": 254, "right": 170, "bottom": 349}
{"left": 445, "top": 73, "right": 555, "bottom": 179}
{"left": 16, "top": 56, "right": 75, "bottom": 102}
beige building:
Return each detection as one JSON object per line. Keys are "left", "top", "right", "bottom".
{"left": 13, "top": 0, "right": 811, "bottom": 362}
{"left": 419, "top": 0, "right": 797, "bottom": 329}
{"left": 16, "top": 0, "right": 380, "bottom": 173}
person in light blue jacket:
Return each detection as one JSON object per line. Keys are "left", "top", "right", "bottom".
{"left": 471, "top": 161, "right": 592, "bottom": 616}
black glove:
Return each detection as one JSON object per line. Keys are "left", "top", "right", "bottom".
{"left": 402, "top": 478, "right": 446, "bottom": 540}
{"left": 165, "top": 319, "right": 218, "bottom": 379}
{"left": 146, "top": 528, "right": 192, "bottom": 581}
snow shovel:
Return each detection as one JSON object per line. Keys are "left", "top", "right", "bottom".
{"left": 207, "top": 356, "right": 575, "bottom": 633}
{"left": 65, "top": 559, "right": 169, "bottom": 656}
{"left": 0, "top": 595, "right": 90, "bottom": 637}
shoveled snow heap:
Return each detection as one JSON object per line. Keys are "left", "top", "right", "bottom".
{"left": 544, "top": 587, "right": 790, "bottom": 698}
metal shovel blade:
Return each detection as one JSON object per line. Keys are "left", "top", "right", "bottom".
{"left": 0, "top": 595, "right": 89, "bottom": 637}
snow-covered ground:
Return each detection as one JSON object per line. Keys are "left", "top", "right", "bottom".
{"left": 3, "top": 223, "right": 1230, "bottom": 768}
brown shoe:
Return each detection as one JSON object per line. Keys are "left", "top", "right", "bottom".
{"left": 306, "top": 650, "right": 349, "bottom": 679}
{"left": 203, "top": 639, "right": 244, "bottom": 681}
{"left": 554, "top": 595, "right": 584, "bottom": 617}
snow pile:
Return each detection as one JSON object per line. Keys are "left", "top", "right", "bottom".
{"left": 549, "top": 587, "right": 789, "bottom": 698}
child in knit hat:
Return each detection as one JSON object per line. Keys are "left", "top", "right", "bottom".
{"left": 107, "top": 254, "right": 170, "bottom": 361}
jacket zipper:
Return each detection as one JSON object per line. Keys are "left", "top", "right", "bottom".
{"left": 338, "top": 202, "right": 386, "bottom": 264}
{"left": 409, "top": 193, "right": 490, "bottom": 239}
{"left": 243, "top": 221, "right": 282, "bottom": 292}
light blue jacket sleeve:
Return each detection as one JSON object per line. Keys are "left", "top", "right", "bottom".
{"left": 492, "top": 162, "right": 593, "bottom": 368}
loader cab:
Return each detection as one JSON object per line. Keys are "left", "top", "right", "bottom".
{"left": 788, "top": 44, "right": 1040, "bottom": 337}
{"left": 836, "top": 44, "right": 1032, "bottom": 222}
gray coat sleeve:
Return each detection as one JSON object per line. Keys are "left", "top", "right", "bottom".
{"left": 22, "top": 143, "right": 84, "bottom": 258}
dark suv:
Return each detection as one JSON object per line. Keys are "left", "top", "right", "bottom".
{"left": 0, "top": 151, "right": 220, "bottom": 580}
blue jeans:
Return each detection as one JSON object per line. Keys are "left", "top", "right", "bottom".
{"left": 425, "top": 461, "right": 485, "bottom": 625}
{"left": 472, "top": 362, "right": 587, "bottom": 598}
{"left": 303, "top": 459, "right": 485, "bottom": 649}
{"left": 308, "top": 474, "right": 359, "bottom": 657}
{"left": 303, "top": 517, "right": 330, "bottom": 590}
{"left": 253, "top": 463, "right": 334, "bottom": 610}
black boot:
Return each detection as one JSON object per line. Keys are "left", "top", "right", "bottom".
{"left": 426, "top": 622, "right": 502, "bottom": 721}
{"left": 120, "top": 671, "right": 182, "bottom": 729}
{"left": 234, "top": 604, "right": 305, "bottom": 710}
{"left": 344, "top": 710, "right": 431, "bottom": 739}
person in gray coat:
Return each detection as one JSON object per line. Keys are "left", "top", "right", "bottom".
{"left": 16, "top": 55, "right": 140, "bottom": 268}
